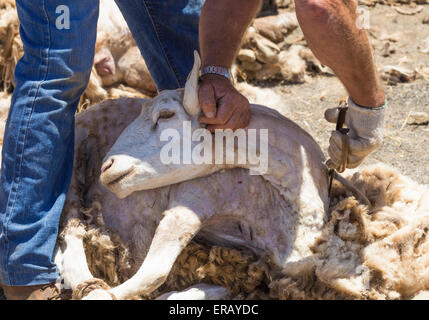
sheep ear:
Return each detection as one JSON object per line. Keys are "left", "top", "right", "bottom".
{"left": 183, "top": 50, "right": 201, "bottom": 117}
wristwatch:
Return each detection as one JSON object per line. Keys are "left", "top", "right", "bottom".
{"left": 200, "top": 66, "right": 232, "bottom": 82}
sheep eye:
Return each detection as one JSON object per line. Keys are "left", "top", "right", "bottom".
{"left": 158, "top": 110, "right": 175, "bottom": 120}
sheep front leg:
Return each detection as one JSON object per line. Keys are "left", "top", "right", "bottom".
{"left": 89, "top": 206, "right": 201, "bottom": 300}
{"left": 59, "top": 225, "right": 95, "bottom": 290}
{"left": 155, "top": 284, "right": 231, "bottom": 300}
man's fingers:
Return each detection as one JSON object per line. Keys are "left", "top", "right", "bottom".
{"left": 324, "top": 108, "right": 340, "bottom": 124}
{"left": 329, "top": 131, "right": 375, "bottom": 169}
{"left": 329, "top": 131, "right": 343, "bottom": 149}
{"left": 197, "top": 76, "right": 251, "bottom": 131}
{"left": 206, "top": 110, "right": 249, "bottom": 132}
{"left": 348, "top": 138, "right": 379, "bottom": 156}
{"left": 204, "top": 94, "right": 250, "bottom": 130}
{"left": 198, "top": 82, "right": 217, "bottom": 118}
{"left": 328, "top": 131, "right": 353, "bottom": 169}
{"left": 330, "top": 130, "right": 376, "bottom": 157}
{"left": 199, "top": 97, "right": 235, "bottom": 125}
{"left": 206, "top": 118, "right": 238, "bottom": 132}
{"left": 347, "top": 156, "right": 365, "bottom": 169}
{"left": 328, "top": 142, "right": 342, "bottom": 168}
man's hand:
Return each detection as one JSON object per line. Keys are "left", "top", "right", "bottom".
{"left": 198, "top": 74, "right": 250, "bottom": 132}
{"left": 325, "top": 97, "right": 386, "bottom": 170}
{"left": 197, "top": 0, "right": 260, "bottom": 132}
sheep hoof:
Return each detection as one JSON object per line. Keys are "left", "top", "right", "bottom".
{"left": 82, "top": 289, "right": 115, "bottom": 300}
{"left": 72, "top": 278, "right": 115, "bottom": 300}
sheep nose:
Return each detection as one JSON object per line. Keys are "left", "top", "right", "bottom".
{"left": 101, "top": 158, "right": 114, "bottom": 173}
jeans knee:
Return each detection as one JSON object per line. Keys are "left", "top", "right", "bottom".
{"left": 56, "top": 68, "right": 93, "bottom": 103}
{"left": 70, "top": 66, "right": 93, "bottom": 89}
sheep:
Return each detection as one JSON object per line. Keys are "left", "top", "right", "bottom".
{"left": 92, "top": 0, "right": 156, "bottom": 93}
{"left": 72, "top": 161, "right": 429, "bottom": 300}
{"left": 54, "top": 52, "right": 429, "bottom": 300}
{"left": 0, "top": 0, "right": 156, "bottom": 109}
{"left": 235, "top": 12, "right": 332, "bottom": 83}
{"left": 55, "top": 51, "right": 329, "bottom": 299}
{"left": 81, "top": 0, "right": 157, "bottom": 106}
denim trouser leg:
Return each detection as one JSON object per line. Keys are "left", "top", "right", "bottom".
{"left": 0, "top": 0, "right": 99, "bottom": 286}
{"left": 114, "top": 0, "right": 204, "bottom": 90}
{"left": 0, "top": 0, "right": 202, "bottom": 287}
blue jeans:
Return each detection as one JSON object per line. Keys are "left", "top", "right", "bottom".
{"left": 0, "top": 0, "right": 203, "bottom": 286}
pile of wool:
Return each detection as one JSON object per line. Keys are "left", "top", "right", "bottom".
{"left": 81, "top": 163, "right": 429, "bottom": 300}
{"left": 270, "top": 163, "right": 429, "bottom": 300}
{"left": 0, "top": 0, "right": 156, "bottom": 110}
{"left": 83, "top": 233, "right": 272, "bottom": 300}
{"left": 80, "top": 0, "right": 157, "bottom": 108}
{"left": 379, "top": 65, "right": 419, "bottom": 85}
{"left": 235, "top": 12, "right": 331, "bottom": 83}
{"left": 0, "top": 0, "right": 21, "bottom": 93}
{"left": 260, "top": 0, "right": 293, "bottom": 16}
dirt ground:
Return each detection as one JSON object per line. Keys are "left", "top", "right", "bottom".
{"left": 243, "top": 4, "right": 429, "bottom": 185}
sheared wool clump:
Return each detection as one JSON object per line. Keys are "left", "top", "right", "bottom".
{"left": 271, "top": 163, "right": 429, "bottom": 300}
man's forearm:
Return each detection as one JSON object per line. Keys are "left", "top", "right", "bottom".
{"left": 199, "top": 0, "right": 262, "bottom": 68}
{"left": 295, "top": 0, "right": 385, "bottom": 108}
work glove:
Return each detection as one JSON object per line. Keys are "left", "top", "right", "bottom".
{"left": 325, "top": 97, "right": 386, "bottom": 170}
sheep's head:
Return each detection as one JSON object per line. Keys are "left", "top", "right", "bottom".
{"left": 100, "top": 51, "right": 220, "bottom": 198}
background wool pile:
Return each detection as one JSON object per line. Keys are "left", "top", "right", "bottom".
{"left": 0, "top": 0, "right": 20, "bottom": 93}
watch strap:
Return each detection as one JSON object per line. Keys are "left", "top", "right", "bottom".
{"left": 200, "top": 66, "right": 231, "bottom": 81}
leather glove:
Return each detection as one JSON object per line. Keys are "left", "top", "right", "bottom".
{"left": 325, "top": 97, "right": 386, "bottom": 170}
